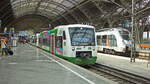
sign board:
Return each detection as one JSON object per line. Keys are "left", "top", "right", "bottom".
{"left": 18, "top": 31, "right": 28, "bottom": 36}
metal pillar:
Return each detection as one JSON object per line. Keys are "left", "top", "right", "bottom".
{"left": 130, "top": 0, "right": 136, "bottom": 62}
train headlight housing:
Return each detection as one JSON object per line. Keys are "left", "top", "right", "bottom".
{"left": 72, "top": 47, "right": 75, "bottom": 51}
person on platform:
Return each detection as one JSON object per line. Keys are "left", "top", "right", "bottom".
{"left": 1, "top": 38, "right": 8, "bottom": 56}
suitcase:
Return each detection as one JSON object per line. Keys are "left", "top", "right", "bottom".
{"left": 7, "top": 49, "right": 13, "bottom": 55}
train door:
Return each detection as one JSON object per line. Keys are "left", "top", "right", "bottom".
{"left": 62, "top": 31, "right": 67, "bottom": 56}
{"left": 51, "top": 35, "right": 55, "bottom": 55}
{"left": 55, "top": 36, "right": 63, "bottom": 56}
{"left": 41, "top": 36, "right": 44, "bottom": 47}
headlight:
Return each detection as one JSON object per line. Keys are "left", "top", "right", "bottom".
{"left": 72, "top": 47, "right": 75, "bottom": 51}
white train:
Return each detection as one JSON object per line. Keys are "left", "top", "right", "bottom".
{"left": 96, "top": 28, "right": 132, "bottom": 54}
{"left": 34, "top": 24, "right": 97, "bottom": 65}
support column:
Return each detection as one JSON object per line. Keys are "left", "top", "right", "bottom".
{"left": 130, "top": 0, "right": 135, "bottom": 62}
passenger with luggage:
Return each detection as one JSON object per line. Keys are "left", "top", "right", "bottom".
{"left": 1, "top": 38, "right": 8, "bottom": 56}
{"left": 1, "top": 38, "right": 13, "bottom": 56}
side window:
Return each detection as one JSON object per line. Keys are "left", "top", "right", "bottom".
{"left": 112, "top": 35, "right": 117, "bottom": 47}
{"left": 109, "top": 35, "right": 117, "bottom": 47}
{"left": 102, "top": 35, "right": 107, "bottom": 46}
{"left": 108, "top": 35, "right": 113, "bottom": 47}
{"left": 43, "top": 38, "right": 46, "bottom": 46}
{"left": 97, "top": 35, "right": 102, "bottom": 45}
{"left": 63, "top": 31, "right": 66, "bottom": 40}
{"left": 46, "top": 38, "right": 49, "bottom": 46}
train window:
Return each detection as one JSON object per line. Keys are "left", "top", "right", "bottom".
{"left": 39, "top": 38, "right": 43, "bottom": 46}
{"left": 69, "top": 27, "right": 95, "bottom": 46}
{"left": 55, "top": 36, "right": 63, "bottom": 48}
{"left": 108, "top": 35, "right": 112, "bottom": 47}
{"left": 108, "top": 35, "right": 117, "bottom": 47}
{"left": 97, "top": 36, "right": 102, "bottom": 45}
{"left": 102, "top": 35, "right": 107, "bottom": 46}
{"left": 63, "top": 31, "right": 66, "bottom": 40}
{"left": 112, "top": 35, "right": 117, "bottom": 46}
{"left": 46, "top": 36, "right": 50, "bottom": 46}
{"left": 119, "top": 30, "right": 130, "bottom": 40}
{"left": 43, "top": 38, "right": 47, "bottom": 46}
{"left": 97, "top": 36, "right": 102, "bottom": 39}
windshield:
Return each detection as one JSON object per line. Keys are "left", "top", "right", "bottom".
{"left": 119, "top": 30, "right": 130, "bottom": 40}
{"left": 69, "top": 27, "right": 95, "bottom": 46}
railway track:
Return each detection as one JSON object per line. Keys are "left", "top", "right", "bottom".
{"left": 84, "top": 63, "right": 150, "bottom": 84}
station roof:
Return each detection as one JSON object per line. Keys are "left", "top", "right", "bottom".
{"left": 10, "top": 0, "right": 85, "bottom": 20}
{"left": 0, "top": 0, "right": 149, "bottom": 30}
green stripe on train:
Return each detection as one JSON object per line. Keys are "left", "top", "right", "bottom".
{"left": 55, "top": 53, "right": 97, "bottom": 65}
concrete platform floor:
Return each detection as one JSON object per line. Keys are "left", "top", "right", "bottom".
{"left": 96, "top": 53, "right": 150, "bottom": 79}
{"left": 0, "top": 44, "right": 116, "bottom": 84}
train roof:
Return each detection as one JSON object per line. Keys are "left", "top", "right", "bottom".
{"left": 55, "top": 24, "right": 95, "bottom": 29}
{"left": 96, "top": 27, "right": 128, "bottom": 32}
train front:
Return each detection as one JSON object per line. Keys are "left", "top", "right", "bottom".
{"left": 119, "top": 29, "right": 132, "bottom": 53}
{"left": 68, "top": 26, "right": 97, "bottom": 65}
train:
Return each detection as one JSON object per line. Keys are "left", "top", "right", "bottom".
{"left": 96, "top": 28, "right": 132, "bottom": 55}
{"left": 33, "top": 24, "right": 97, "bottom": 65}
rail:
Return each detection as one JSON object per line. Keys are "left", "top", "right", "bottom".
{"left": 85, "top": 63, "right": 150, "bottom": 84}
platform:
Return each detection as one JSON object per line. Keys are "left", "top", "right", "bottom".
{"left": 97, "top": 53, "right": 150, "bottom": 79}
{"left": 0, "top": 44, "right": 116, "bottom": 84}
